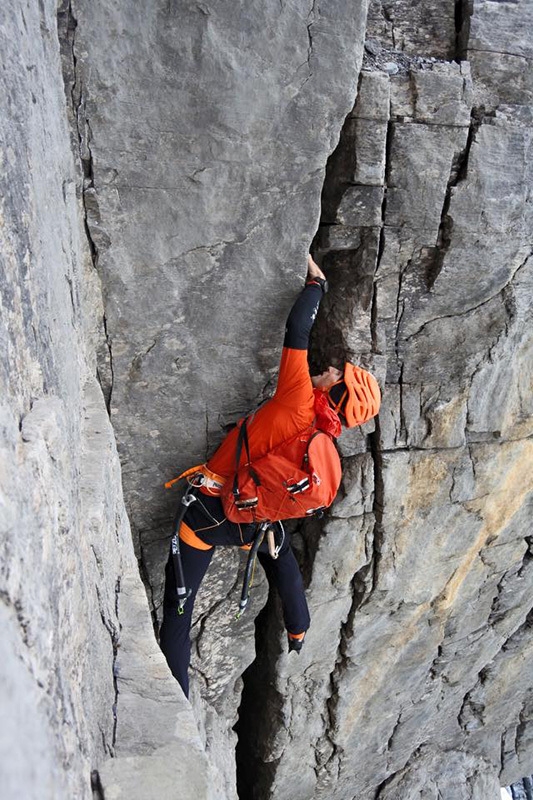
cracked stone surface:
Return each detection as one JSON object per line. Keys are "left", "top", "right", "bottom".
{"left": 1, "top": 2, "right": 215, "bottom": 799}
{"left": 2, "top": 0, "right": 533, "bottom": 799}
{"left": 67, "top": 0, "right": 369, "bottom": 788}
{"left": 240, "top": 2, "right": 533, "bottom": 797}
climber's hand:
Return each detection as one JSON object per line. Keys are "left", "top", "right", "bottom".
{"left": 307, "top": 254, "right": 326, "bottom": 282}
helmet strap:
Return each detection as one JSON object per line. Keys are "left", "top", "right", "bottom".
{"left": 327, "top": 383, "right": 348, "bottom": 415}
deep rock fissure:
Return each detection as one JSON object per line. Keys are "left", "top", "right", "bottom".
{"left": 138, "top": 543, "right": 160, "bottom": 637}
{"left": 60, "top": 2, "right": 99, "bottom": 269}
{"left": 57, "top": 0, "right": 114, "bottom": 413}
{"left": 306, "top": 0, "right": 317, "bottom": 68}
{"left": 100, "top": 313, "right": 114, "bottom": 413}
{"left": 365, "top": 418, "right": 385, "bottom": 601}
{"left": 320, "top": 574, "right": 365, "bottom": 777}
{"left": 454, "top": 0, "right": 472, "bottom": 62}
{"left": 317, "top": 420, "right": 385, "bottom": 782}
{"left": 235, "top": 88, "right": 379, "bottom": 793}
{"left": 57, "top": 2, "right": 95, "bottom": 257}
{"left": 424, "top": 105, "right": 489, "bottom": 292}
{"left": 90, "top": 768, "right": 106, "bottom": 800}
{"left": 94, "top": 579, "right": 121, "bottom": 753}
{"left": 56, "top": 2, "right": 120, "bottom": 764}
{"left": 234, "top": 591, "right": 285, "bottom": 800}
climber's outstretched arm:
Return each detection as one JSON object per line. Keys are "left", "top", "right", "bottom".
{"left": 274, "top": 255, "right": 327, "bottom": 406}
{"left": 283, "top": 255, "right": 326, "bottom": 350}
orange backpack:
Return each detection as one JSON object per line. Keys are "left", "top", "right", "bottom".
{"left": 221, "top": 417, "right": 342, "bottom": 523}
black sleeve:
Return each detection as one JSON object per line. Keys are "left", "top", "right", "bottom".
{"left": 283, "top": 282, "right": 323, "bottom": 350}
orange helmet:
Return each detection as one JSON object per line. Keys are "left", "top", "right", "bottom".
{"left": 328, "top": 363, "right": 381, "bottom": 427}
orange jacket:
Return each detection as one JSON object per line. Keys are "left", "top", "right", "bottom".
{"left": 207, "top": 347, "right": 315, "bottom": 478}
{"left": 207, "top": 281, "right": 324, "bottom": 477}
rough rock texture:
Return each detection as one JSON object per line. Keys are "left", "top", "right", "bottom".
{"left": 1, "top": 2, "right": 215, "bottom": 798}
{"left": 511, "top": 776, "right": 533, "bottom": 800}
{"left": 67, "top": 0, "right": 369, "bottom": 788}
{"left": 70, "top": 0, "right": 533, "bottom": 796}
{"left": 236, "top": 2, "right": 533, "bottom": 797}
{"left": 68, "top": 0, "right": 367, "bottom": 539}
{"left": 3, "top": 0, "right": 533, "bottom": 799}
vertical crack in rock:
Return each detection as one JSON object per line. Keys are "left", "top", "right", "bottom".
{"left": 234, "top": 593, "right": 286, "bottom": 800}
{"left": 95, "top": 579, "right": 122, "bottom": 754}
{"left": 372, "top": 117, "right": 392, "bottom": 352}
{"left": 424, "top": 115, "right": 479, "bottom": 292}
{"left": 57, "top": 2, "right": 98, "bottom": 266}
{"left": 366, "top": 418, "right": 385, "bottom": 599}
{"left": 100, "top": 314, "right": 114, "bottom": 413}
{"left": 314, "top": 413, "right": 385, "bottom": 787}
{"left": 138, "top": 540, "right": 160, "bottom": 637}
{"left": 306, "top": 0, "right": 317, "bottom": 70}
{"left": 455, "top": 0, "right": 473, "bottom": 62}
{"left": 424, "top": 0, "right": 494, "bottom": 291}
{"left": 90, "top": 769, "right": 106, "bottom": 800}
{"left": 57, "top": 1, "right": 114, "bottom": 412}
{"left": 111, "top": 577, "right": 121, "bottom": 750}
{"left": 307, "top": 78, "right": 389, "bottom": 790}
{"left": 386, "top": 118, "right": 407, "bottom": 447}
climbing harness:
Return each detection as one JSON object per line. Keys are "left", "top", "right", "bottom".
{"left": 165, "top": 463, "right": 224, "bottom": 495}
{"left": 166, "top": 466, "right": 286, "bottom": 619}
{"left": 166, "top": 463, "right": 228, "bottom": 615}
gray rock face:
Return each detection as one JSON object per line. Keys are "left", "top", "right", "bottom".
{"left": 1, "top": 3, "right": 213, "bottom": 799}
{"left": 243, "top": 2, "right": 533, "bottom": 797}
{"left": 366, "top": 0, "right": 458, "bottom": 60}
{"left": 67, "top": 0, "right": 369, "bottom": 788}
{"left": 69, "top": 0, "right": 367, "bottom": 538}
{"left": 3, "top": 0, "right": 533, "bottom": 799}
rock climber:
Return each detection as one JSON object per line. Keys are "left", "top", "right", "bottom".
{"left": 159, "top": 254, "right": 381, "bottom": 697}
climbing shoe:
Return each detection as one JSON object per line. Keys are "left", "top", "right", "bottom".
{"left": 287, "top": 632, "right": 306, "bottom": 654}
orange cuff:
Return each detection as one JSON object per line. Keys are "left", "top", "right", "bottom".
{"left": 287, "top": 631, "right": 306, "bottom": 641}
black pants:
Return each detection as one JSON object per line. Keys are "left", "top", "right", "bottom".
{"left": 159, "top": 494, "right": 310, "bottom": 697}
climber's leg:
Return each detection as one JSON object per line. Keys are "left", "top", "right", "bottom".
{"left": 258, "top": 543, "right": 310, "bottom": 637}
{"left": 159, "top": 538, "right": 213, "bottom": 697}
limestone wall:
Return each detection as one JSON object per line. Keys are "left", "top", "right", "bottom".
{"left": 1, "top": 0, "right": 532, "bottom": 799}
{"left": 1, "top": 2, "right": 215, "bottom": 798}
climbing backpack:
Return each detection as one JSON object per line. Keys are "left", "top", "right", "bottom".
{"left": 220, "top": 417, "right": 342, "bottom": 524}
